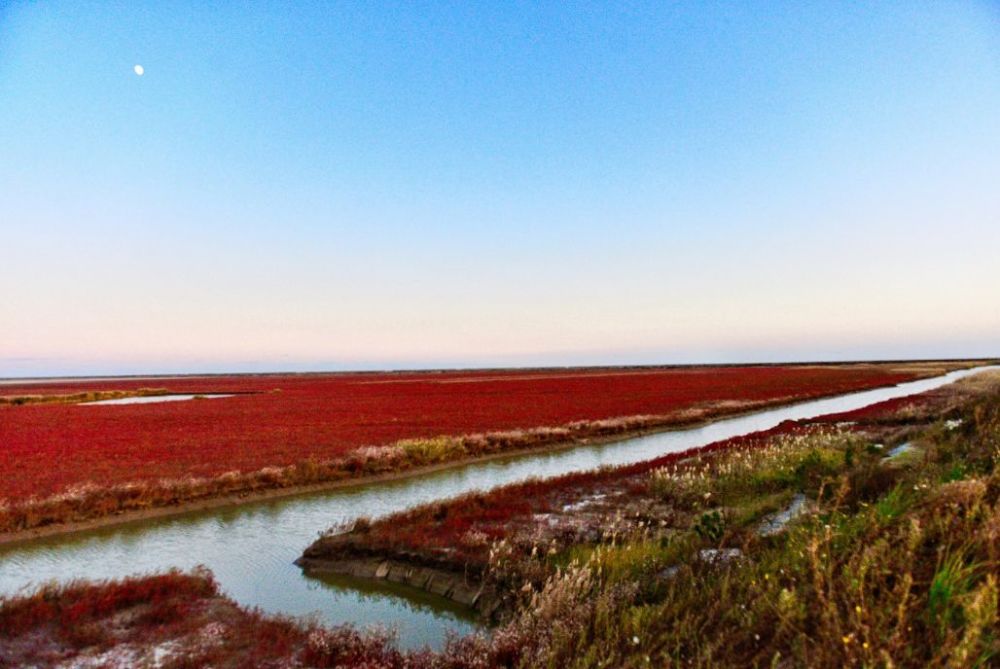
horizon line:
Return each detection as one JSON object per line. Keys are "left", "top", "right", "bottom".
{"left": 3, "top": 356, "right": 998, "bottom": 384}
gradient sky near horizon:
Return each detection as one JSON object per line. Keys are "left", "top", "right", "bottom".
{"left": 2, "top": 2, "right": 998, "bottom": 377}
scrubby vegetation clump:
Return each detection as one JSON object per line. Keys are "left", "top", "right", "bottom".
{"left": 468, "top": 379, "right": 1000, "bottom": 667}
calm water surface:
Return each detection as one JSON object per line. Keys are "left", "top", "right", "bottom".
{"left": 82, "top": 394, "right": 234, "bottom": 405}
{"left": 1, "top": 366, "right": 994, "bottom": 649}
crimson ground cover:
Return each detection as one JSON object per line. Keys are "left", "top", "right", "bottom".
{"left": 1, "top": 364, "right": 929, "bottom": 503}
{"left": 306, "top": 380, "right": 958, "bottom": 572}
{"left": 0, "top": 568, "right": 402, "bottom": 667}
{"left": 309, "top": 420, "right": 809, "bottom": 569}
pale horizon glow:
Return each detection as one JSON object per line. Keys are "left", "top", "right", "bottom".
{"left": 1, "top": 2, "right": 998, "bottom": 378}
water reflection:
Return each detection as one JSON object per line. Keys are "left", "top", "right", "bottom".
{"left": 81, "top": 393, "right": 233, "bottom": 405}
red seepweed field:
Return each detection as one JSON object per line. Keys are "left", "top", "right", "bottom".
{"left": 0, "top": 362, "right": 961, "bottom": 533}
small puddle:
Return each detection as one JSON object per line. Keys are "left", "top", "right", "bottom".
{"left": 886, "top": 442, "right": 915, "bottom": 460}
{"left": 758, "top": 494, "right": 810, "bottom": 536}
{"left": 81, "top": 394, "right": 234, "bottom": 406}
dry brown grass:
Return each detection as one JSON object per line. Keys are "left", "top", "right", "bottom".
{"left": 0, "top": 388, "right": 170, "bottom": 406}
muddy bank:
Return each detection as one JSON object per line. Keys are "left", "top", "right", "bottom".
{"left": 296, "top": 554, "right": 500, "bottom": 620}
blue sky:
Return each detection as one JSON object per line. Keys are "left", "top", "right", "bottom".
{"left": 1, "top": 2, "right": 998, "bottom": 376}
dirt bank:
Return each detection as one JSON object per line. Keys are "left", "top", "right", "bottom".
{"left": 295, "top": 554, "right": 500, "bottom": 619}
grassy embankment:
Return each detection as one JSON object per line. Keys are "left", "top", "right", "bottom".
{"left": 3, "top": 372, "right": 998, "bottom": 667}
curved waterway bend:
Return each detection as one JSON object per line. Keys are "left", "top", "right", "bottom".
{"left": 1, "top": 366, "right": 994, "bottom": 649}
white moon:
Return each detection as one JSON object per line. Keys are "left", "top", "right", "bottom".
{"left": 134, "top": 64, "right": 144, "bottom": 76}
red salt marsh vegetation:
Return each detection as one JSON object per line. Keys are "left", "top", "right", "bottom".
{"left": 295, "top": 371, "right": 1000, "bottom": 667}
{"left": 0, "top": 362, "right": 966, "bottom": 536}
{"left": 300, "top": 420, "right": 808, "bottom": 577}
{"left": 0, "top": 568, "right": 407, "bottom": 668}
{"left": 301, "top": 370, "right": 999, "bottom": 584}
{"left": 8, "top": 370, "right": 999, "bottom": 668}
